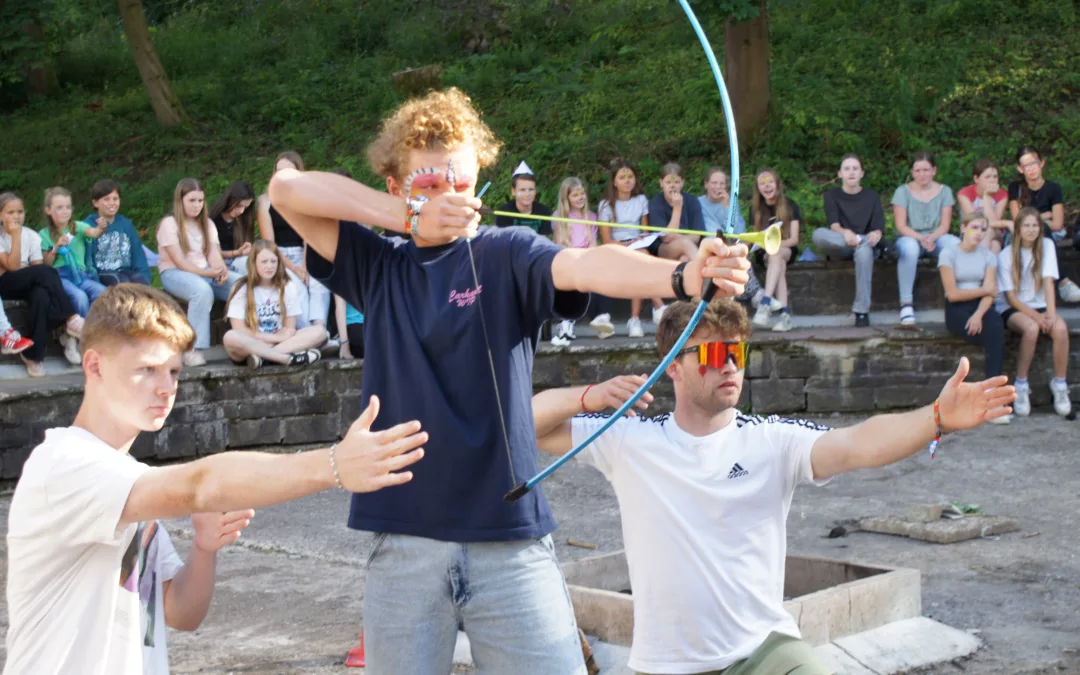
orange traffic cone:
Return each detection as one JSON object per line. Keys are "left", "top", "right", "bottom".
{"left": 345, "top": 632, "right": 365, "bottom": 668}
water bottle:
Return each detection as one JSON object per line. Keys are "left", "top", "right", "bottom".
{"left": 57, "top": 245, "right": 83, "bottom": 284}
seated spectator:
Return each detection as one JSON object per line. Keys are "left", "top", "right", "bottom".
{"left": 335, "top": 293, "right": 365, "bottom": 360}
{"left": 223, "top": 239, "right": 325, "bottom": 369}
{"left": 648, "top": 162, "right": 705, "bottom": 262}
{"left": 551, "top": 176, "right": 614, "bottom": 344}
{"left": 0, "top": 192, "right": 83, "bottom": 376}
{"left": 812, "top": 154, "right": 886, "bottom": 327}
{"left": 157, "top": 178, "right": 243, "bottom": 367}
{"left": 0, "top": 295, "right": 33, "bottom": 355}
{"left": 598, "top": 159, "right": 665, "bottom": 337}
{"left": 38, "top": 186, "right": 107, "bottom": 318}
{"left": 956, "top": 158, "right": 1011, "bottom": 254}
{"left": 494, "top": 162, "right": 554, "bottom": 237}
{"left": 257, "top": 151, "right": 332, "bottom": 328}
{"left": 699, "top": 166, "right": 746, "bottom": 235}
{"left": 892, "top": 151, "right": 960, "bottom": 327}
{"left": 997, "top": 207, "right": 1072, "bottom": 417}
{"left": 83, "top": 180, "right": 151, "bottom": 286}
{"left": 209, "top": 180, "right": 256, "bottom": 273}
{"left": 939, "top": 212, "right": 1008, "bottom": 423}
{"left": 1008, "top": 146, "right": 1080, "bottom": 303}
{"left": 749, "top": 169, "right": 801, "bottom": 332}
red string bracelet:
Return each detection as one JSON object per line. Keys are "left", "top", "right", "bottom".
{"left": 927, "top": 399, "right": 947, "bottom": 460}
{"left": 580, "top": 384, "right": 596, "bottom": 413}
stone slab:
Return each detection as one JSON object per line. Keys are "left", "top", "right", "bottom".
{"left": 831, "top": 616, "right": 981, "bottom": 673}
{"left": 814, "top": 643, "right": 878, "bottom": 675}
{"left": 859, "top": 514, "right": 1020, "bottom": 544}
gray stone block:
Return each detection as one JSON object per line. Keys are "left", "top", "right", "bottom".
{"left": 750, "top": 378, "right": 806, "bottom": 415}
{"left": 228, "top": 418, "right": 283, "bottom": 448}
{"left": 281, "top": 414, "right": 341, "bottom": 444}
{"left": 859, "top": 514, "right": 1019, "bottom": 544}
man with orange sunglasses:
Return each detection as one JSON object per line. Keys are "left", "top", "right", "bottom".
{"left": 533, "top": 298, "right": 1015, "bottom": 675}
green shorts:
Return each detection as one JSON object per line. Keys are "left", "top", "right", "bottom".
{"left": 638, "top": 631, "right": 832, "bottom": 675}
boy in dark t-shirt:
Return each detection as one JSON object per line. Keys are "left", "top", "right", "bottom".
{"left": 268, "top": 87, "right": 751, "bottom": 675}
{"left": 494, "top": 163, "right": 553, "bottom": 236}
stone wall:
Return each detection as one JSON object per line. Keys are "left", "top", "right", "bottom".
{"left": 2, "top": 323, "right": 1078, "bottom": 479}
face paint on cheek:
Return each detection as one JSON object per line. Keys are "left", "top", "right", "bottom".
{"left": 699, "top": 365, "right": 708, "bottom": 376}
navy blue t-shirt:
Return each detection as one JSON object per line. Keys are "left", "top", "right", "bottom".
{"left": 648, "top": 192, "right": 706, "bottom": 234}
{"left": 308, "top": 223, "right": 589, "bottom": 542}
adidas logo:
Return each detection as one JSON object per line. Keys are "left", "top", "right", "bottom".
{"left": 727, "top": 463, "right": 749, "bottom": 479}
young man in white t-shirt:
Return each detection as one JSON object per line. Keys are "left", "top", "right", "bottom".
{"left": 5, "top": 284, "right": 430, "bottom": 675}
{"left": 533, "top": 299, "right": 1015, "bottom": 675}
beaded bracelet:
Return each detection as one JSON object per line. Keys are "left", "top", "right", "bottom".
{"left": 328, "top": 444, "right": 345, "bottom": 490}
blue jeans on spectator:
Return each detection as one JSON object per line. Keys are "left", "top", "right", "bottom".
{"left": 56, "top": 267, "right": 107, "bottom": 317}
{"left": 896, "top": 234, "right": 961, "bottom": 305}
{"left": 363, "top": 533, "right": 586, "bottom": 675}
{"left": 160, "top": 268, "right": 242, "bottom": 349}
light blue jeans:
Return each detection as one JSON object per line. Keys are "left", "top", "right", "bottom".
{"left": 896, "top": 234, "right": 960, "bottom": 305}
{"left": 363, "top": 533, "right": 587, "bottom": 675}
{"left": 57, "top": 266, "right": 107, "bottom": 317}
{"left": 160, "top": 268, "right": 242, "bottom": 349}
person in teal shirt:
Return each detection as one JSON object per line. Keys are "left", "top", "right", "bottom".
{"left": 40, "top": 187, "right": 107, "bottom": 316}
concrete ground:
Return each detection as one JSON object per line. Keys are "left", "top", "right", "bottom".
{"left": 0, "top": 412, "right": 1078, "bottom": 674}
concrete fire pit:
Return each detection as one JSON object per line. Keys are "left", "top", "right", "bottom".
{"left": 561, "top": 551, "right": 921, "bottom": 647}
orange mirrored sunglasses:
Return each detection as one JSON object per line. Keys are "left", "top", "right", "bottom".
{"left": 676, "top": 341, "right": 749, "bottom": 370}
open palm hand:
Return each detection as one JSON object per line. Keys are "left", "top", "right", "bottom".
{"left": 937, "top": 357, "right": 1015, "bottom": 432}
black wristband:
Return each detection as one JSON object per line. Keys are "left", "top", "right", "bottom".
{"left": 671, "top": 262, "right": 692, "bottom": 302}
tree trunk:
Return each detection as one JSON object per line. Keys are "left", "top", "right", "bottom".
{"left": 117, "top": 0, "right": 185, "bottom": 127}
{"left": 22, "top": 18, "right": 59, "bottom": 98}
{"left": 724, "top": 0, "right": 770, "bottom": 141}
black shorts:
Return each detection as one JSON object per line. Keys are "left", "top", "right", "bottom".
{"left": 1001, "top": 306, "right": 1045, "bottom": 324}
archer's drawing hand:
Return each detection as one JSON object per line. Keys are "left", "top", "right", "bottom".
{"left": 684, "top": 237, "right": 750, "bottom": 299}
{"left": 418, "top": 192, "right": 483, "bottom": 240}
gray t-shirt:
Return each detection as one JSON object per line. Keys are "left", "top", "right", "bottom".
{"left": 938, "top": 244, "right": 996, "bottom": 290}
{"left": 892, "top": 184, "right": 955, "bottom": 234}
{"left": 698, "top": 196, "right": 746, "bottom": 235}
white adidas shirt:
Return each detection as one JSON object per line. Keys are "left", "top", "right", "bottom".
{"left": 571, "top": 412, "right": 830, "bottom": 674}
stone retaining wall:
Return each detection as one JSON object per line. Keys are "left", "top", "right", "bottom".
{"left": 1, "top": 324, "right": 1077, "bottom": 479}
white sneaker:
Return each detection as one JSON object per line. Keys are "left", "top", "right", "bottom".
{"left": 627, "top": 317, "right": 645, "bottom": 338}
{"left": 652, "top": 304, "right": 667, "bottom": 326}
{"left": 589, "top": 313, "right": 615, "bottom": 339}
{"left": 752, "top": 302, "right": 773, "bottom": 328}
{"left": 772, "top": 312, "right": 793, "bottom": 332}
{"left": 183, "top": 350, "right": 207, "bottom": 367}
{"left": 1013, "top": 381, "right": 1031, "bottom": 417}
{"left": 550, "top": 334, "right": 570, "bottom": 347}
{"left": 1059, "top": 278, "right": 1080, "bottom": 303}
{"left": 987, "top": 413, "right": 1012, "bottom": 425}
{"left": 899, "top": 305, "right": 916, "bottom": 326}
{"left": 59, "top": 333, "right": 82, "bottom": 365}
{"left": 1050, "top": 380, "right": 1072, "bottom": 416}
{"left": 564, "top": 320, "right": 577, "bottom": 340}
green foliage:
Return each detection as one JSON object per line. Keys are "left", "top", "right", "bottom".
{"left": 1, "top": 0, "right": 1078, "bottom": 246}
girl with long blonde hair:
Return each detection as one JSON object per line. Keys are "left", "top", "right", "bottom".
{"left": 550, "top": 177, "right": 613, "bottom": 343}
{"left": 157, "top": 178, "right": 243, "bottom": 366}
{"left": 222, "top": 239, "right": 326, "bottom": 368}
{"left": 995, "top": 206, "right": 1071, "bottom": 417}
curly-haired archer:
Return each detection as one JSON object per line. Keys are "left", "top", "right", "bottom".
{"left": 367, "top": 87, "right": 502, "bottom": 180}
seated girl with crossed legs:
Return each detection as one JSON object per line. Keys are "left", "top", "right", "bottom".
{"left": 222, "top": 240, "right": 325, "bottom": 369}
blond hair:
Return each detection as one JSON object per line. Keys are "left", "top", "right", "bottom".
{"left": 171, "top": 178, "right": 211, "bottom": 258}
{"left": 367, "top": 87, "right": 501, "bottom": 181}
{"left": 1011, "top": 206, "right": 1044, "bottom": 292}
{"left": 553, "top": 177, "right": 592, "bottom": 247}
{"left": 81, "top": 284, "right": 195, "bottom": 355}
{"left": 656, "top": 298, "right": 751, "bottom": 356}
{"left": 226, "top": 239, "right": 288, "bottom": 332}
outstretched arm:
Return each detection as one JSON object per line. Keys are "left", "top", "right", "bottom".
{"left": 534, "top": 375, "right": 653, "bottom": 455}
{"left": 550, "top": 238, "right": 750, "bottom": 300}
{"left": 810, "top": 358, "right": 1014, "bottom": 480}
{"left": 120, "top": 396, "right": 427, "bottom": 526}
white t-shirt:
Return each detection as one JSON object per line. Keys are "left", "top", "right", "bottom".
{"left": 571, "top": 412, "right": 830, "bottom": 674}
{"left": 227, "top": 281, "right": 302, "bottom": 334}
{"left": 597, "top": 194, "right": 649, "bottom": 242}
{"left": 140, "top": 524, "right": 185, "bottom": 675}
{"left": 5, "top": 426, "right": 151, "bottom": 675}
{"left": 0, "top": 227, "right": 44, "bottom": 267}
{"left": 995, "top": 238, "right": 1058, "bottom": 312}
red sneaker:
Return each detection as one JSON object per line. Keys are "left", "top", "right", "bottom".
{"left": 1, "top": 328, "right": 33, "bottom": 355}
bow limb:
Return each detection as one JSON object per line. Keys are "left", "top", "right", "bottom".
{"left": 504, "top": 0, "right": 738, "bottom": 503}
